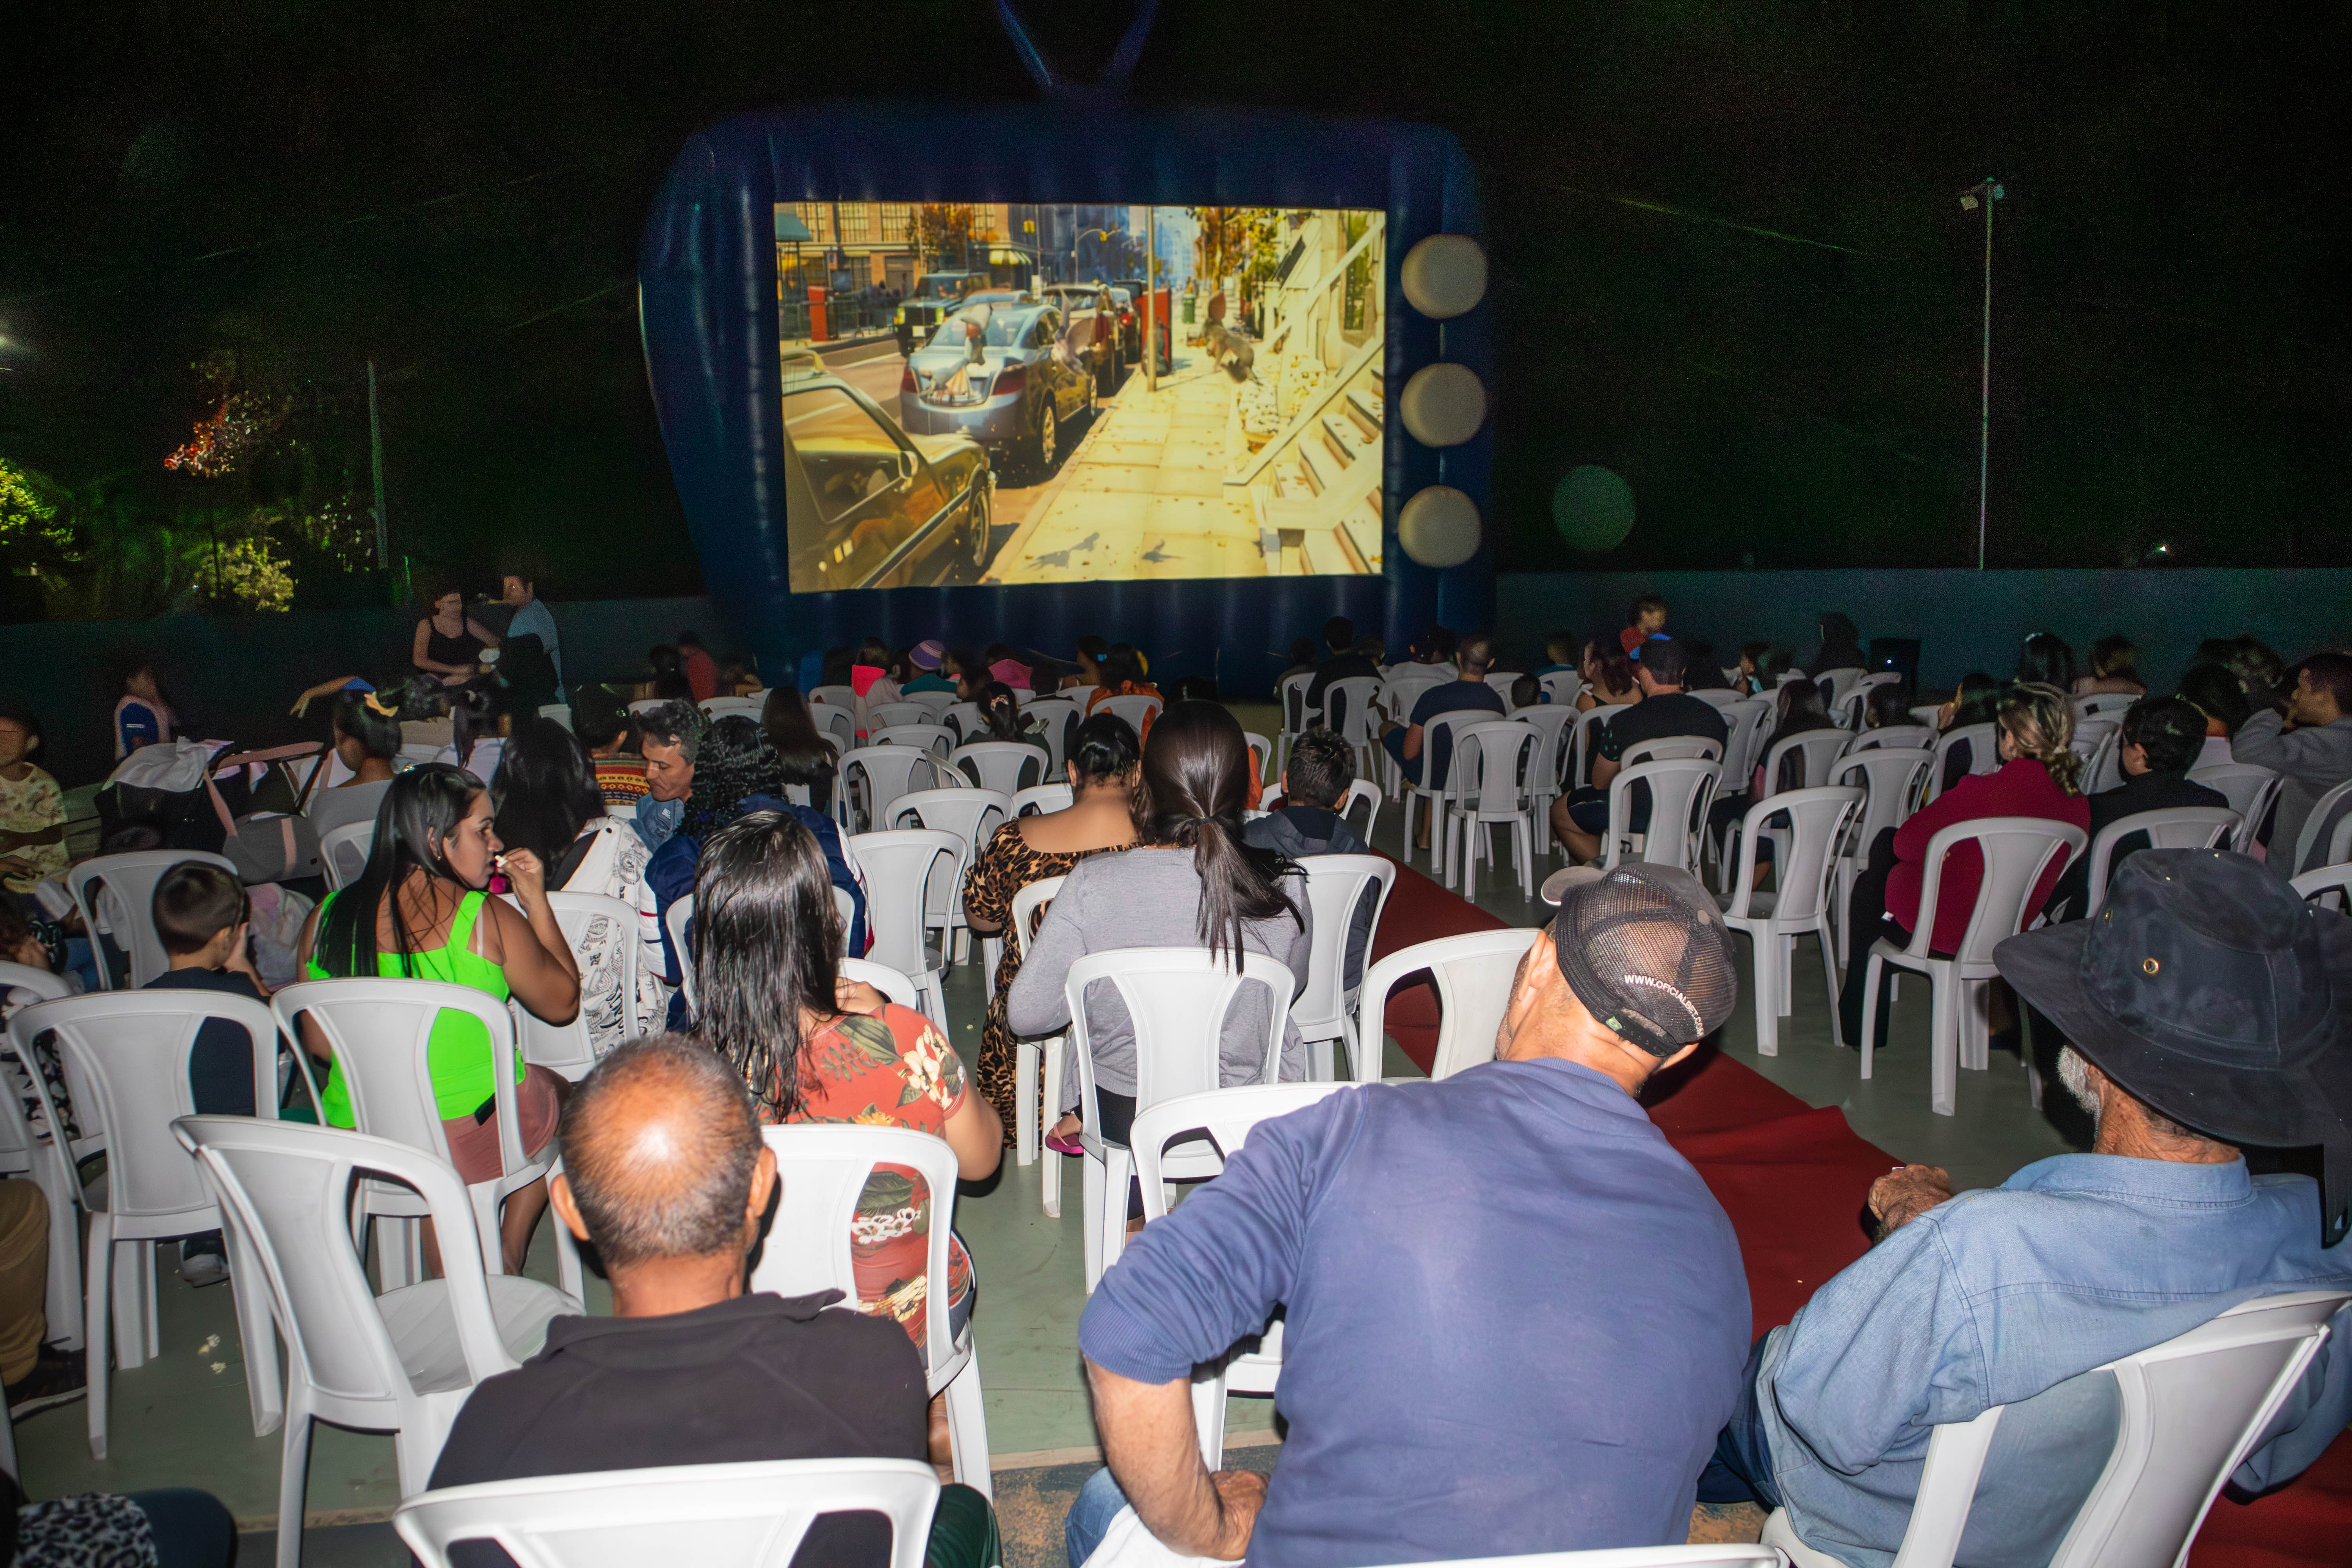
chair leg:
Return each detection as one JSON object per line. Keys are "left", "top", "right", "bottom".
{"left": 945, "top": 1348, "right": 993, "bottom": 1498}
{"left": 1960, "top": 979, "right": 1991, "bottom": 1072}
{"left": 276, "top": 1387, "right": 313, "bottom": 1568}
{"left": 1515, "top": 818, "right": 1534, "bottom": 900}
{"left": 36, "top": 1163, "right": 82, "bottom": 1352}
{"left": 111, "top": 1233, "right": 149, "bottom": 1372}
{"left": 1096, "top": 1148, "right": 1134, "bottom": 1290}
{"left": 1040, "top": 1038, "right": 1065, "bottom": 1218}
{"left": 1929, "top": 967, "right": 1960, "bottom": 1117}
{"left": 1817, "top": 919, "right": 1845, "bottom": 1051}
{"left": 1778, "top": 934, "right": 1797, "bottom": 1017}
{"left": 1859, "top": 953, "right": 1886, "bottom": 1082}
{"left": 1081, "top": 1152, "right": 1107, "bottom": 1292}
{"left": 2020, "top": 1004, "right": 2043, "bottom": 1110}
{"left": 1752, "top": 932, "right": 1779, "bottom": 1058}
{"left": 917, "top": 971, "right": 949, "bottom": 1031}
{"left": 224, "top": 1224, "right": 284, "bottom": 1438}
{"left": 1015, "top": 1042, "right": 1039, "bottom": 1167}
{"left": 1191, "top": 1369, "right": 1229, "bottom": 1473}
{"left": 84, "top": 1214, "right": 112, "bottom": 1459}
{"left": 1308, "top": 1036, "right": 1335, "bottom": 1082}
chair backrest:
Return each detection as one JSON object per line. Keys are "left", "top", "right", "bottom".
{"left": 841, "top": 747, "right": 957, "bottom": 831}
{"left": 1243, "top": 731, "right": 1274, "bottom": 784}
{"left": 1323, "top": 676, "right": 1384, "bottom": 751}
{"left": 176, "top": 1114, "right": 522, "bottom": 1406}
{"left": 1448, "top": 721, "right": 1538, "bottom": 815}
{"left": 949, "top": 740, "right": 1049, "bottom": 796}
{"left": 839, "top": 958, "right": 918, "bottom": 1011}
{"left": 1381, "top": 670, "right": 1445, "bottom": 715}
{"left": 1759, "top": 730, "right": 1855, "bottom": 799}
{"left": 1566, "top": 705, "right": 1617, "bottom": 788}
{"left": 321, "top": 820, "right": 375, "bottom": 890}
{"left": 748, "top": 1124, "right": 965, "bottom": 1377}
{"left": 1131, "top": 1082, "right": 1353, "bottom": 1221}
{"left": 843, "top": 829, "right": 963, "bottom": 979}
{"left": 1623, "top": 735, "right": 1722, "bottom": 765}
{"left": 2081, "top": 808, "right": 2240, "bottom": 918}
{"left": 2291, "top": 861, "right": 2352, "bottom": 914}
{"left": 1880, "top": 1290, "right": 2352, "bottom": 1568}
{"left": 809, "top": 684, "right": 858, "bottom": 713}
{"left": 1291, "top": 856, "right": 1397, "bottom": 1035}
{"left": 1279, "top": 670, "right": 1318, "bottom": 734}
{"left": 1354, "top": 928, "right": 1543, "bottom": 1082}
{"left": 513, "top": 893, "right": 640, "bottom": 1077}
{"left": 66, "top": 850, "right": 240, "bottom": 990}
{"left": 1834, "top": 747, "right": 1933, "bottom": 854}
{"left": 1509, "top": 705, "right": 1578, "bottom": 795}
{"left": 1413, "top": 710, "right": 1498, "bottom": 793}
{"left": 887, "top": 787, "right": 1010, "bottom": 858}
{"left": 1012, "top": 782, "right": 1074, "bottom": 817}
{"left": 1537, "top": 670, "right": 1584, "bottom": 708}
{"left": 2186, "top": 763, "right": 2284, "bottom": 855}
{"left": 1850, "top": 724, "right": 1937, "bottom": 754}
{"left": 866, "top": 701, "right": 931, "bottom": 731}
{"left": 697, "top": 697, "right": 765, "bottom": 722}
{"left": 1281, "top": 778, "right": 1389, "bottom": 841}
{"left": 870, "top": 723, "right": 955, "bottom": 758}
{"left": 900, "top": 689, "right": 956, "bottom": 721}
{"left": 1007, "top": 875, "right": 1067, "bottom": 959}
{"left": 393, "top": 1458, "right": 940, "bottom": 1568}
{"left": 1723, "top": 788, "right": 1864, "bottom": 925}
{"left": 1927, "top": 723, "right": 2000, "bottom": 802}
{"left": 1690, "top": 688, "right": 1745, "bottom": 711}
{"left": 270, "top": 978, "right": 529, "bottom": 1205}
{"left": 1602, "top": 758, "right": 1722, "bottom": 873}
{"left": 2289, "top": 775, "right": 2352, "bottom": 877}
{"left": 1817, "top": 667, "right": 1867, "bottom": 710}
{"left": 12, "top": 991, "right": 296, "bottom": 1223}
{"left": 1067, "top": 949, "right": 1297, "bottom": 1118}
{"left": 1022, "top": 697, "right": 1083, "bottom": 776}
{"left": 2070, "top": 715, "right": 2121, "bottom": 759}
{"left": 1098, "top": 693, "right": 1163, "bottom": 731}
{"left": 1715, "top": 699, "right": 1775, "bottom": 789}
{"left": 806, "top": 701, "right": 855, "bottom": 750}
{"left": 1480, "top": 671, "right": 1521, "bottom": 705}
{"left": 0, "top": 961, "right": 71, "bottom": 1009}
{"left": 668, "top": 896, "right": 698, "bottom": 1008}
{"left": 1904, "top": 817, "right": 2088, "bottom": 964}
{"left": 2071, "top": 691, "right": 2139, "bottom": 722}
{"left": 938, "top": 701, "right": 984, "bottom": 743}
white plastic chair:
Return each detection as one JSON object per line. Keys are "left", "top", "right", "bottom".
{"left": 1511, "top": 704, "right": 1578, "bottom": 855}
{"left": 2078, "top": 807, "right": 2241, "bottom": 919}
{"left": 809, "top": 683, "right": 858, "bottom": 714}
{"left": 1256, "top": 780, "right": 1382, "bottom": 845}
{"left": 1400, "top": 710, "right": 1495, "bottom": 869}
{"left": 1601, "top": 757, "right": 1722, "bottom": 876}
{"left": 845, "top": 829, "right": 963, "bottom": 1027}
{"left": 1538, "top": 670, "right": 1583, "bottom": 708}
{"left": 806, "top": 700, "right": 856, "bottom": 752}
{"left": 270, "top": 979, "right": 557, "bottom": 1275}
{"left": 1323, "top": 675, "right": 1385, "bottom": 785}
{"left": 737, "top": 1125, "right": 993, "bottom": 1491}
{"left": 1276, "top": 670, "right": 1321, "bottom": 771}
{"left": 1353, "top": 929, "right": 1543, "bottom": 1083}
{"left": 2187, "top": 762, "right": 2285, "bottom": 856}
{"left": 1291, "top": 855, "right": 1397, "bottom": 1082}
{"left": 698, "top": 696, "right": 766, "bottom": 722}
{"left": 1764, "top": 1289, "right": 2350, "bottom": 1568}
{"left": 0, "top": 960, "right": 70, "bottom": 1008}
{"left": 1926, "top": 723, "right": 2000, "bottom": 802}
{"left": 884, "top": 789, "right": 1002, "bottom": 968}
{"left": 839, "top": 746, "right": 958, "bottom": 835}
{"left": 1721, "top": 728, "right": 1849, "bottom": 873}
{"left": 1067, "top": 948, "right": 1296, "bottom": 1291}
{"left": 667, "top": 895, "right": 698, "bottom": 1009}
{"left": 1243, "top": 730, "right": 1274, "bottom": 785}
{"left": 2288, "top": 775, "right": 2352, "bottom": 878}
{"left": 510, "top": 893, "right": 641, "bottom": 1079}
{"left": 1717, "top": 787, "right": 1864, "bottom": 1057}
{"left": 1849, "top": 724, "right": 1936, "bottom": 754}
{"left": 1691, "top": 688, "right": 1746, "bottom": 712}
{"left": 1022, "top": 697, "right": 1084, "bottom": 776}
{"left": 0, "top": 1010, "right": 85, "bottom": 1359}
{"left": 1831, "top": 748, "right": 1934, "bottom": 964}
{"left": 1713, "top": 699, "right": 1775, "bottom": 805}
{"left": 1098, "top": 692, "right": 1165, "bottom": 733}
{"left": 66, "top": 849, "right": 240, "bottom": 990}
{"left": 175, "top": 1115, "right": 578, "bottom": 1568}
{"left": 1131, "top": 1082, "right": 1354, "bottom": 1466}
{"left": 321, "top": 820, "right": 374, "bottom": 889}
{"left": 866, "top": 701, "right": 931, "bottom": 731}
{"left": 839, "top": 957, "right": 918, "bottom": 1011}
{"left": 1858, "top": 817, "right": 2087, "bottom": 1116}
{"left": 870, "top": 722, "right": 956, "bottom": 758}
{"left": 1009, "top": 876, "right": 1068, "bottom": 1181}
{"left": 1013, "top": 782, "right": 1074, "bottom": 816}
{"left": 1816, "top": 667, "right": 1867, "bottom": 713}
{"left": 2071, "top": 690, "right": 2140, "bottom": 722}
{"left": 394, "top": 1458, "right": 940, "bottom": 1568}
{"left": 949, "top": 740, "right": 1050, "bottom": 796}
{"left": 11, "top": 992, "right": 303, "bottom": 1455}
{"left": 938, "top": 701, "right": 985, "bottom": 744}
{"left": 1562, "top": 705, "right": 1618, "bottom": 797}
{"left": 2292, "top": 860, "right": 2352, "bottom": 913}
{"left": 1443, "top": 720, "right": 1539, "bottom": 898}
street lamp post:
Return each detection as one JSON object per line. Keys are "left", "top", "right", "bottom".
{"left": 1959, "top": 177, "right": 2004, "bottom": 571}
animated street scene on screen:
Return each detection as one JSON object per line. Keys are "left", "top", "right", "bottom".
{"left": 777, "top": 202, "right": 1385, "bottom": 592}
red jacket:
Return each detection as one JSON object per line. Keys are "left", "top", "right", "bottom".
{"left": 1886, "top": 757, "right": 2089, "bottom": 954}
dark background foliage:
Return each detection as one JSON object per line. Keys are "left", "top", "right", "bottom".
{"left": 2, "top": 0, "right": 2345, "bottom": 606}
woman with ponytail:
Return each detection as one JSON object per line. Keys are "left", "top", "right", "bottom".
{"left": 1838, "top": 681, "right": 2090, "bottom": 1052}
{"left": 1007, "top": 701, "right": 1310, "bottom": 1158}
{"left": 293, "top": 763, "right": 581, "bottom": 1272}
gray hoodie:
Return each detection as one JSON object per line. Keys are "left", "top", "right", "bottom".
{"left": 1243, "top": 806, "right": 1377, "bottom": 987}
{"left": 2230, "top": 711, "right": 2352, "bottom": 875}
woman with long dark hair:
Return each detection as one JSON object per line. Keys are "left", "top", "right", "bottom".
{"left": 491, "top": 719, "right": 605, "bottom": 869}
{"left": 2016, "top": 632, "right": 2079, "bottom": 691}
{"left": 308, "top": 687, "right": 404, "bottom": 839}
{"left": 1007, "top": 701, "right": 1310, "bottom": 1154}
{"left": 1577, "top": 637, "right": 1639, "bottom": 711}
{"left": 971, "top": 679, "right": 1046, "bottom": 748}
{"left": 294, "top": 763, "right": 580, "bottom": 1272}
{"left": 963, "top": 714, "right": 1141, "bottom": 1147}
{"left": 760, "top": 685, "right": 838, "bottom": 814}
{"left": 690, "top": 811, "right": 997, "bottom": 1356}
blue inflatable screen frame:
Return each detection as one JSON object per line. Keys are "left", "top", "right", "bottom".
{"left": 639, "top": 100, "right": 1492, "bottom": 696}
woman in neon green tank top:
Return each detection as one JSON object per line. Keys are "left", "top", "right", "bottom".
{"left": 294, "top": 762, "right": 581, "bottom": 1274}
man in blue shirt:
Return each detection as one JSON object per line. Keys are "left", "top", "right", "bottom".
{"left": 1068, "top": 865, "right": 1751, "bottom": 1568}
{"left": 1701, "top": 849, "right": 2352, "bottom": 1568}
{"left": 501, "top": 568, "right": 563, "bottom": 702}
{"left": 1376, "top": 628, "right": 1504, "bottom": 815}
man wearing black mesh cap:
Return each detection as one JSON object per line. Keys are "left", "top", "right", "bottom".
{"left": 1067, "top": 864, "right": 1752, "bottom": 1568}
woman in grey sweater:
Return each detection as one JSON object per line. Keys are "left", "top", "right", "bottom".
{"left": 1008, "top": 701, "right": 1312, "bottom": 1148}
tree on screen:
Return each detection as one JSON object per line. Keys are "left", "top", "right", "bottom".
{"left": 915, "top": 204, "right": 980, "bottom": 267}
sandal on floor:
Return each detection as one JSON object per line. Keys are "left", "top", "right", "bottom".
{"left": 1044, "top": 1129, "right": 1085, "bottom": 1156}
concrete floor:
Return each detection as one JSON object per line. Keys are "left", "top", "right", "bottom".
{"left": 13, "top": 699, "right": 2091, "bottom": 1557}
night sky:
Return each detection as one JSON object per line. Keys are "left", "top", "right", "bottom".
{"left": 3, "top": 0, "right": 2346, "bottom": 604}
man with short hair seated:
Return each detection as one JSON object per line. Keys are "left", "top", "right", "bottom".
{"left": 2233, "top": 650, "right": 2352, "bottom": 876}
{"left": 1700, "top": 851, "right": 2352, "bottom": 1566}
{"left": 1244, "top": 727, "right": 1374, "bottom": 987}
{"left": 2043, "top": 695, "right": 2227, "bottom": 920}
{"left": 428, "top": 1034, "right": 998, "bottom": 1568}
{"left": 1065, "top": 865, "right": 1752, "bottom": 1568}
{"left": 1551, "top": 635, "right": 1729, "bottom": 865}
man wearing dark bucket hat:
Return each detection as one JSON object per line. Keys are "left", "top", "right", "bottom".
{"left": 1700, "top": 849, "right": 2352, "bottom": 1566}
{"left": 1066, "top": 865, "right": 1752, "bottom": 1568}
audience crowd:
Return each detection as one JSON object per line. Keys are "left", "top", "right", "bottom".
{"left": 1, "top": 589, "right": 2350, "bottom": 1568}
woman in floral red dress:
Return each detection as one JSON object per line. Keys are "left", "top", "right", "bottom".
{"left": 686, "top": 810, "right": 1001, "bottom": 1354}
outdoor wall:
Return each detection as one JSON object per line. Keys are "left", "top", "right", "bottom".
{"left": 0, "top": 596, "right": 733, "bottom": 787}
{"left": 1496, "top": 569, "right": 2352, "bottom": 695}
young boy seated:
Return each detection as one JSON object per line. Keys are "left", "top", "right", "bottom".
{"left": 142, "top": 863, "right": 275, "bottom": 1285}
{"left": 1243, "top": 728, "right": 1377, "bottom": 987}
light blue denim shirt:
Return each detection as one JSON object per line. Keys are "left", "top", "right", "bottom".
{"left": 633, "top": 793, "right": 684, "bottom": 853}
{"left": 1759, "top": 1154, "right": 2352, "bottom": 1568}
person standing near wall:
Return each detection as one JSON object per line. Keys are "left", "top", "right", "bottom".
{"left": 501, "top": 564, "right": 563, "bottom": 703}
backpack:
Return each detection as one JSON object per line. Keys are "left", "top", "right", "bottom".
{"left": 99, "top": 740, "right": 241, "bottom": 854}
{"left": 207, "top": 744, "right": 330, "bottom": 884}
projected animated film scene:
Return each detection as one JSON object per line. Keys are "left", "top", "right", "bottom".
{"left": 777, "top": 201, "right": 1385, "bottom": 591}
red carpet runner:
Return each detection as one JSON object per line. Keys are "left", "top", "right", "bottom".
{"left": 1368, "top": 852, "right": 2350, "bottom": 1566}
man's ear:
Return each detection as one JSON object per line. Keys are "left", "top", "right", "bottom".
{"left": 746, "top": 1145, "right": 779, "bottom": 1230}
{"left": 549, "top": 1173, "right": 592, "bottom": 1242}
{"left": 1652, "top": 1040, "right": 1702, "bottom": 1073}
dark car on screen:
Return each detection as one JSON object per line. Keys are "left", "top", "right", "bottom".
{"left": 783, "top": 356, "right": 995, "bottom": 588}
{"left": 898, "top": 303, "right": 1100, "bottom": 478}
{"left": 894, "top": 272, "right": 982, "bottom": 358}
